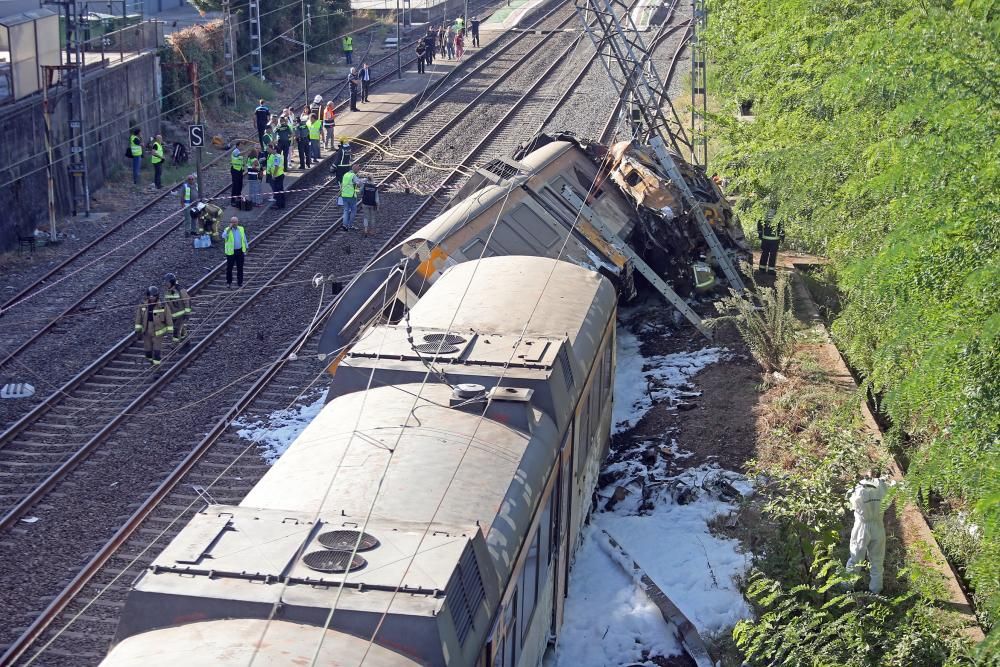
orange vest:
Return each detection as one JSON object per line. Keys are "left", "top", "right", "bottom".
{"left": 323, "top": 107, "right": 335, "bottom": 122}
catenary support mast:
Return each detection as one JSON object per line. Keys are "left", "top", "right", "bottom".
{"left": 574, "top": 0, "right": 744, "bottom": 291}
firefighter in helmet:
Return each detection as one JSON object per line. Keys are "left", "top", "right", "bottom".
{"left": 163, "top": 273, "right": 192, "bottom": 343}
{"left": 134, "top": 286, "right": 173, "bottom": 366}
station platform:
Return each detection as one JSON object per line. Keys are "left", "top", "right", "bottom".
{"left": 215, "top": 28, "right": 501, "bottom": 224}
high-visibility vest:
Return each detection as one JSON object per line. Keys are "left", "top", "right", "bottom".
{"left": 343, "top": 36, "right": 353, "bottom": 52}
{"left": 150, "top": 141, "right": 164, "bottom": 164}
{"left": 268, "top": 152, "right": 284, "bottom": 178}
{"left": 224, "top": 226, "right": 248, "bottom": 255}
{"left": 130, "top": 135, "right": 142, "bottom": 157}
{"left": 182, "top": 183, "right": 193, "bottom": 204}
{"left": 231, "top": 153, "right": 245, "bottom": 171}
{"left": 308, "top": 119, "right": 322, "bottom": 140}
{"left": 341, "top": 171, "right": 356, "bottom": 198}
{"left": 323, "top": 107, "right": 335, "bottom": 124}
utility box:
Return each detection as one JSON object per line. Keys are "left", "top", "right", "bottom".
{"left": 0, "top": 8, "right": 59, "bottom": 104}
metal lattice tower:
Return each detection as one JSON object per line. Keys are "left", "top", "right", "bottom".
{"left": 576, "top": 0, "right": 690, "bottom": 154}
{"left": 249, "top": 0, "right": 264, "bottom": 80}
{"left": 575, "top": 0, "right": 744, "bottom": 291}
{"left": 690, "top": 0, "right": 708, "bottom": 167}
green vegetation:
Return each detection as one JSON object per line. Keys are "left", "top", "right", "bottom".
{"left": 708, "top": 263, "right": 796, "bottom": 372}
{"left": 721, "top": 341, "right": 980, "bottom": 665}
{"left": 159, "top": 0, "right": 351, "bottom": 120}
{"left": 703, "top": 0, "right": 999, "bottom": 634}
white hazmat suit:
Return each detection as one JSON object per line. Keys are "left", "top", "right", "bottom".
{"left": 845, "top": 477, "right": 890, "bottom": 593}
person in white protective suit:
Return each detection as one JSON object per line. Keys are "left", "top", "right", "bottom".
{"left": 845, "top": 471, "right": 893, "bottom": 593}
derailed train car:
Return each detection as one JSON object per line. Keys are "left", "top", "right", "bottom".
{"left": 319, "top": 133, "right": 749, "bottom": 357}
{"left": 100, "top": 256, "right": 618, "bottom": 666}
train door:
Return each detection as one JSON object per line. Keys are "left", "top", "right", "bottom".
{"left": 552, "top": 428, "right": 572, "bottom": 633}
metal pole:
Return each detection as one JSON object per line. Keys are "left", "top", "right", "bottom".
{"left": 396, "top": 0, "right": 401, "bottom": 78}
{"left": 302, "top": 0, "right": 309, "bottom": 102}
{"left": 191, "top": 62, "right": 204, "bottom": 198}
{"left": 464, "top": 0, "right": 468, "bottom": 36}
{"left": 43, "top": 74, "right": 58, "bottom": 242}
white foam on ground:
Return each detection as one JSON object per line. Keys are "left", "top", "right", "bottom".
{"left": 551, "top": 319, "right": 748, "bottom": 666}
{"left": 612, "top": 327, "right": 724, "bottom": 433}
{"left": 552, "top": 467, "right": 751, "bottom": 666}
{"left": 235, "top": 389, "right": 327, "bottom": 464}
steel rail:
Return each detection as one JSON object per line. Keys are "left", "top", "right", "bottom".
{"left": 0, "top": 1, "right": 576, "bottom": 526}
{"left": 0, "top": 8, "right": 545, "bottom": 447}
{"left": 0, "top": 150, "right": 229, "bottom": 315}
{"left": 0, "top": 4, "right": 617, "bottom": 662}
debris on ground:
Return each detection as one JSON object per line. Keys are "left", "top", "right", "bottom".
{"left": 235, "top": 389, "right": 327, "bottom": 464}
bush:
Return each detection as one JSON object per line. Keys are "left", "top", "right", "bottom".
{"left": 708, "top": 264, "right": 795, "bottom": 373}
{"left": 735, "top": 553, "right": 953, "bottom": 667}
{"left": 704, "top": 0, "right": 1000, "bottom": 627}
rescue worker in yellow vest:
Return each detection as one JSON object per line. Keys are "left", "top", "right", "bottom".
{"left": 341, "top": 163, "right": 360, "bottom": 231}
{"left": 150, "top": 134, "right": 165, "bottom": 189}
{"left": 163, "top": 273, "right": 192, "bottom": 343}
{"left": 181, "top": 174, "right": 199, "bottom": 235}
{"left": 757, "top": 208, "right": 784, "bottom": 274}
{"left": 129, "top": 128, "right": 143, "bottom": 185}
{"left": 230, "top": 147, "right": 246, "bottom": 207}
{"left": 308, "top": 113, "right": 323, "bottom": 161}
{"left": 267, "top": 150, "right": 285, "bottom": 209}
{"left": 222, "top": 217, "right": 248, "bottom": 288}
{"left": 343, "top": 35, "right": 353, "bottom": 64}
{"left": 134, "top": 286, "right": 173, "bottom": 366}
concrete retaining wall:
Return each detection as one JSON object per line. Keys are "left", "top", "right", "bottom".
{"left": 0, "top": 52, "right": 160, "bottom": 251}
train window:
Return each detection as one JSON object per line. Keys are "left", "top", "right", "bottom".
{"left": 520, "top": 528, "right": 540, "bottom": 642}
{"left": 504, "top": 591, "right": 518, "bottom": 667}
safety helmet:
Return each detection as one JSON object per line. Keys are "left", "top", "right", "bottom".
{"left": 313, "top": 94, "right": 322, "bottom": 104}
{"left": 163, "top": 273, "right": 177, "bottom": 286}
{"left": 146, "top": 286, "right": 159, "bottom": 299}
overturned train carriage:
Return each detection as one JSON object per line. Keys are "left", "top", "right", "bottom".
{"left": 100, "top": 256, "right": 618, "bottom": 667}
{"left": 319, "top": 133, "right": 749, "bottom": 357}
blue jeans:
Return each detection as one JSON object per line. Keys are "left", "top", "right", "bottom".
{"left": 345, "top": 50, "right": 352, "bottom": 64}
{"left": 342, "top": 197, "right": 357, "bottom": 229}
{"left": 132, "top": 156, "right": 141, "bottom": 184}
{"left": 310, "top": 138, "right": 320, "bottom": 159}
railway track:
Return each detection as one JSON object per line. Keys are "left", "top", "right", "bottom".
{"left": 0, "top": 3, "right": 691, "bottom": 664}
{"left": 0, "top": 0, "right": 571, "bottom": 530}
{"left": 0, "top": 0, "right": 503, "bottom": 430}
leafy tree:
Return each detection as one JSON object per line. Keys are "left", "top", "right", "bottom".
{"left": 704, "top": 0, "right": 1000, "bottom": 630}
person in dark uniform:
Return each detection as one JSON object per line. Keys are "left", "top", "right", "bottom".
{"left": 347, "top": 67, "right": 360, "bottom": 111}
{"left": 254, "top": 100, "right": 270, "bottom": 147}
{"left": 757, "top": 209, "right": 784, "bottom": 274}
{"left": 416, "top": 40, "right": 426, "bottom": 73}
{"left": 470, "top": 16, "right": 480, "bottom": 47}
{"left": 424, "top": 29, "right": 436, "bottom": 65}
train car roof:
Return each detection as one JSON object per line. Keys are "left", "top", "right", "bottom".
{"left": 401, "top": 141, "right": 576, "bottom": 249}
{"left": 242, "top": 382, "right": 560, "bottom": 582}
{"left": 99, "top": 619, "right": 421, "bottom": 666}
{"left": 405, "top": 256, "right": 613, "bottom": 376}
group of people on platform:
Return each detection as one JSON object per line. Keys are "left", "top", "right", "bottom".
{"left": 416, "top": 17, "right": 480, "bottom": 72}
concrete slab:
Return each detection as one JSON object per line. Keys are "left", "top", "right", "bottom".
{"left": 481, "top": 0, "right": 552, "bottom": 30}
